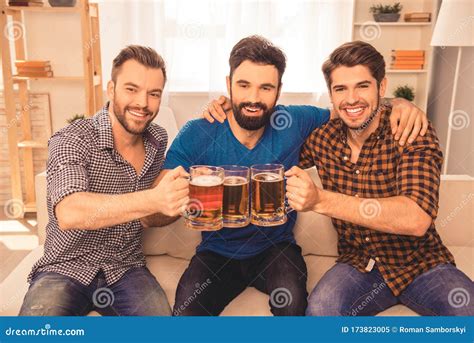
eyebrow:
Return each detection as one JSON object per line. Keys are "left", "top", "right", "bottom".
{"left": 123, "top": 82, "right": 162, "bottom": 94}
{"left": 235, "top": 79, "right": 277, "bottom": 88}
{"left": 332, "top": 80, "right": 372, "bottom": 89}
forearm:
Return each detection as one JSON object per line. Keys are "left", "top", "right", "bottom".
{"left": 140, "top": 213, "right": 180, "bottom": 228}
{"left": 314, "top": 190, "right": 431, "bottom": 236}
{"left": 56, "top": 190, "right": 156, "bottom": 230}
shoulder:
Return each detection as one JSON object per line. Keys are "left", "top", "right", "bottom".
{"left": 49, "top": 118, "right": 94, "bottom": 148}
{"left": 401, "top": 120, "right": 442, "bottom": 155}
{"left": 306, "top": 118, "right": 341, "bottom": 144}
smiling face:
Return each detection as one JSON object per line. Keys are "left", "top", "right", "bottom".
{"left": 227, "top": 60, "right": 281, "bottom": 131}
{"left": 330, "top": 64, "right": 386, "bottom": 130}
{"left": 107, "top": 59, "right": 164, "bottom": 135}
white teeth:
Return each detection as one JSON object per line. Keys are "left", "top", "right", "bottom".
{"left": 346, "top": 107, "right": 363, "bottom": 114}
{"left": 129, "top": 110, "right": 146, "bottom": 117}
{"left": 245, "top": 106, "right": 259, "bottom": 113}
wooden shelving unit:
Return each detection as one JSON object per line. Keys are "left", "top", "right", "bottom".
{"left": 351, "top": 0, "right": 438, "bottom": 112}
{"left": 1, "top": 0, "right": 103, "bottom": 215}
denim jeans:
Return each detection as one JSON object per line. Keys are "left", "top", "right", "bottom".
{"left": 173, "top": 242, "right": 308, "bottom": 316}
{"left": 19, "top": 267, "right": 172, "bottom": 316}
{"left": 306, "top": 262, "right": 474, "bottom": 316}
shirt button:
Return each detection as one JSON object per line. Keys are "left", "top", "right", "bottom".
{"left": 377, "top": 136, "right": 380, "bottom": 140}
{"left": 365, "top": 237, "right": 370, "bottom": 242}
{"left": 375, "top": 257, "right": 380, "bottom": 262}
{"left": 343, "top": 156, "right": 349, "bottom": 161}
{"left": 355, "top": 170, "right": 360, "bottom": 175}
{"left": 355, "top": 194, "right": 359, "bottom": 198}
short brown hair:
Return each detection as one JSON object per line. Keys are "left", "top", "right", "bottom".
{"left": 111, "top": 45, "right": 167, "bottom": 84}
{"left": 229, "top": 35, "right": 286, "bottom": 87}
{"left": 322, "top": 41, "right": 385, "bottom": 91}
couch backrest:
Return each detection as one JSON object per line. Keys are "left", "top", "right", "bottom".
{"left": 152, "top": 106, "right": 179, "bottom": 151}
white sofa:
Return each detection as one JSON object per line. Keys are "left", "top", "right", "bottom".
{"left": 1, "top": 108, "right": 472, "bottom": 316}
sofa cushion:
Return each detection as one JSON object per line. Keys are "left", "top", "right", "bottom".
{"left": 143, "top": 218, "right": 200, "bottom": 260}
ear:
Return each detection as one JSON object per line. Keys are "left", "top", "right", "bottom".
{"left": 276, "top": 83, "right": 282, "bottom": 103}
{"left": 379, "top": 77, "right": 387, "bottom": 98}
{"left": 226, "top": 76, "right": 231, "bottom": 95}
{"left": 107, "top": 80, "right": 115, "bottom": 101}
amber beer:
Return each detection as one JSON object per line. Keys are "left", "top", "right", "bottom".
{"left": 185, "top": 166, "right": 224, "bottom": 231}
{"left": 222, "top": 165, "right": 250, "bottom": 227}
{"left": 251, "top": 164, "right": 287, "bottom": 226}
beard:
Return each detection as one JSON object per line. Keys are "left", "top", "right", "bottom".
{"left": 112, "top": 100, "right": 154, "bottom": 135}
{"left": 230, "top": 93, "right": 276, "bottom": 131}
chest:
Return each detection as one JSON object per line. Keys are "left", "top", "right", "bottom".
{"left": 317, "top": 139, "right": 401, "bottom": 198}
{"left": 201, "top": 128, "right": 302, "bottom": 168}
{"left": 121, "top": 146, "right": 146, "bottom": 175}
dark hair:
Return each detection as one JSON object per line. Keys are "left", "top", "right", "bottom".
{"left": 111, "top": 45, "right": 167, "bottom": 83}
{"left": 322, "top": 41, "right": 385, "bottom": 91}
{"left": 229, "top": 35, "right": 286, "bottom": 87}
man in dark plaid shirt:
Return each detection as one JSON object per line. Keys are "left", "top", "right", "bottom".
{"left": 286, "top": 41, "right": 473, "bottom": 316}
{"left": 19, "top": 46, "right": 189, "bottom": 316}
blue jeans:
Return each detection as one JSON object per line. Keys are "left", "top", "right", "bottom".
{"left": 19, "top": 267, "right": 171, "bottom": 316}
{"left": 306, "top": 263, "right": 474, "bottom": 316}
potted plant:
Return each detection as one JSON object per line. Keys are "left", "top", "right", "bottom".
{"left": 393, "top": 85, "right": 415, "bottom": 101}
{"left": 370, "top": 2, "right": 403, "bottom": 22}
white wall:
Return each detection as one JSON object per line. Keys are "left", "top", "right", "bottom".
{"left": 428, "top": 46, "right": 474, "bottom": 176}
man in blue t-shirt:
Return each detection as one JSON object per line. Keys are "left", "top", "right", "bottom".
{"left": 155, "top": 35, "right": 426, "bottom": 316}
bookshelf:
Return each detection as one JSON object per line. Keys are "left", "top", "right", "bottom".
{"left": 351, "top": 0, "right": 438, "bottom": 112}
{"left": 1, "top": 0, "right": 103, "bottom": 215}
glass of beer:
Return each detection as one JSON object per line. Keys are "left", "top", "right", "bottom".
{"left": 222, "top": 165, "right": 250, "bottom": 228}
{"left": 250, "top": 164, "right": 292, "bottom": 226}
{"left": 184, "top": 165, "right": 224, "bottom": 231}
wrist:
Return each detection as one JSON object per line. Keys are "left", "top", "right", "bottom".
{"left": 312, "top": 189, "right": 328, "bottom": 214}
{"left": 142, "top": 189, "right": 159, "bottom": 216}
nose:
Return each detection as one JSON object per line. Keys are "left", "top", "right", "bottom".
{"left": 346, "top": 88, "right": 360, "bottom": 105}
{"left": 247, "top": 87, "right": 261, "bottom": 104}
{"left": 134, "top": 90, "right": 148, "bottom": 109}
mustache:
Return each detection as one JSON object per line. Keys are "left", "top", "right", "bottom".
{"left": 238, "top": 102, "right": 268, "bottom": 112}
{"left": 126, "top": 106, "right": 153, "bottom": 116}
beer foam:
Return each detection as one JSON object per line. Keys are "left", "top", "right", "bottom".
{"left": 253, "top": 172, "right": 282, "bottom": 182}
{"left": 224, "top": 176, "right": 248, "bottom": 185}
{"left": 191, "top": 175, "right": 223, "bottom": 187}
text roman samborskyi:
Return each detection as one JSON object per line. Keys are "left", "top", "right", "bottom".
{"left": 399, "top": 326, "right": 466, "bottom": 334}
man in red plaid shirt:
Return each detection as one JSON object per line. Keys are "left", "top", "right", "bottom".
{"left": 286, "top": 41, "right": 473, "bottom": 316}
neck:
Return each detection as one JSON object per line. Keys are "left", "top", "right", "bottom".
{"left": 227, "top": 111, "right": 266, "bottom": 149}
{"left": 108, "top": 102, "right": 143, "bottom": 151}
{"left": 347, "top": 110, "right": 381, "bottom": 149}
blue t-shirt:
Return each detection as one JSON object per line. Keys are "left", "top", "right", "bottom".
{"left": 163, "top": 104, "right": 330, "bottom": 259}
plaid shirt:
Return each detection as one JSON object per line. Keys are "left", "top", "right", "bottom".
{"left": 28, "top": 103, "right": 167, "bottom": 286}
{"left": 299, "top": 105, "right": 454, "bottom": 296}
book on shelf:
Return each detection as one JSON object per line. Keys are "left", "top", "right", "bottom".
{"left": 391, "top": 50, "right": 425, "bottom": 58}
{"left": 16, "top": 71, "right": 54, "bottom": 78}
{"left": 404, "top": 12, "right": 431, "bottom": 22}
{"left": 15, "top": 60, "right": 51, "bottom": 68}
{"left": 17, "top": 66, "right": 52, "bottom": 73}
{"left": 390, "top": 65, "right": 424, "bottom": 70}
{"left": 8, "top": 1, "right": 44, "bottom": 6}
{"left": 391, "top": 56, "right": 425, "bottom": 62}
